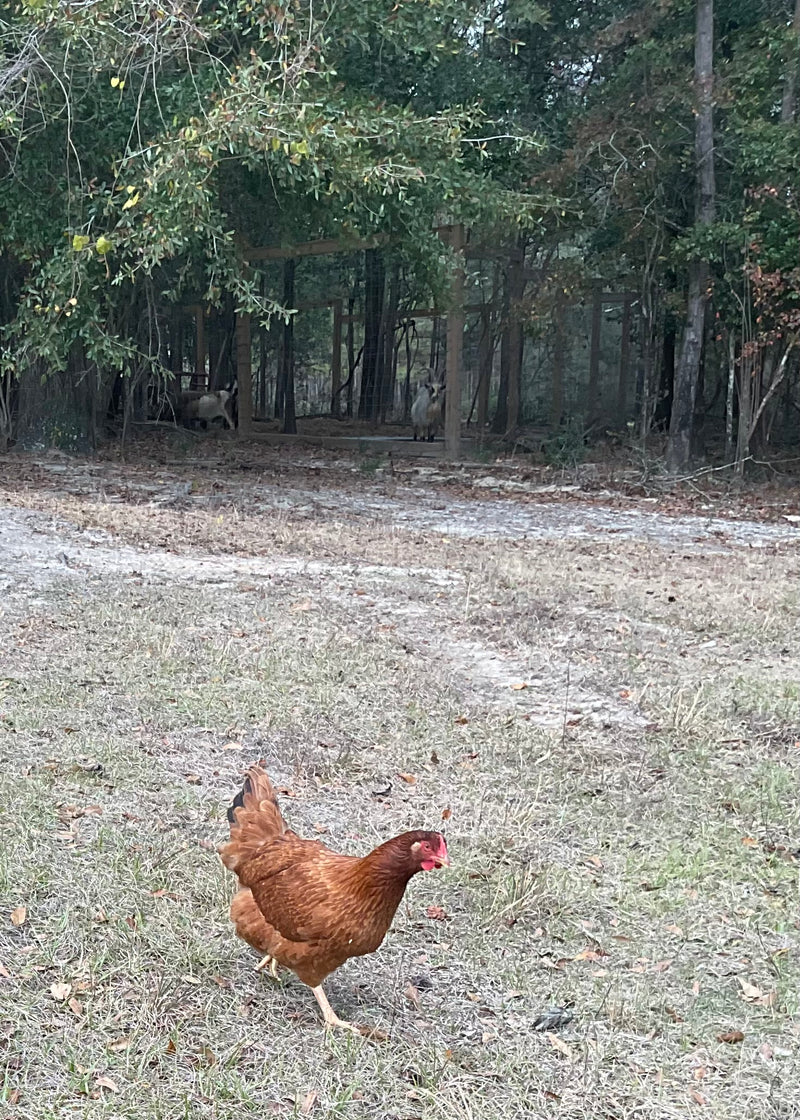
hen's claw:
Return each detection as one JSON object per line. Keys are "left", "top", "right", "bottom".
{"left": 255, "top": 954, "right": 280, "bottom": 979}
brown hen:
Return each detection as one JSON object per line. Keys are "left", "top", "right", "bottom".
{"left": 219, "top": 763, "right": 449, "bottom": 1035}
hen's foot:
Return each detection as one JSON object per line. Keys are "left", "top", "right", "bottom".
{"left": 311, "top": 984, "right": 387, "bottom": 1041}
{"left": 255, "top": 954, "right": 280, "bottom": 979}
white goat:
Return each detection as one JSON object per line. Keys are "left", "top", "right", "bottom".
{"left": 410, "top": 380, "right": 445, "bottom": 442}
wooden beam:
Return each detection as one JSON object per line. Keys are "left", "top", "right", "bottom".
{"left": 243, "top": 235, "right": 388, "bottom": 262}
{"left": 617, "top": 296, "right": 632, "bottom": 422}
{"left": 330, "top": 299, "right": 342, "bottom": 417}
{"left": 551, "top": 289, "right": 565, "bottom": 428}
{"left": 477, "top": 307, "right": 493, "bottom": 429}
{"left": 341, "top": 302, "right": 498, "bottom": 325}
{"left": 445, "top": 224, "right": 465, "bottom": 458}
{"left": 505, "top": 254, "right": 525, "bottom": 431}
{"left": 587, "top": 279, "right": 603, "bottom": 423}
{"left": 235, "top": 310, "right": 253, "bottom": 436}
{"left": 192, "top": 305, "right": 205, "bottom": 390}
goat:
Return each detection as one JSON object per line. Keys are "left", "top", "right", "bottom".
{"left": 410, "top": 379, "right": 445, "bottom": 442}
{"left": 179, "top": 389, "right": 236, "bottom": 430}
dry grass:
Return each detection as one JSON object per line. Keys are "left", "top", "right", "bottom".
{"left": 1, "top": 448, "right": 799, "bottom": 1120}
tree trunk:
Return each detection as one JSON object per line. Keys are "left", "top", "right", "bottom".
{"left": 781, "top": 0, "right": 800, "bottom": 123}
{"left": 379, "top": 263, "right": 400, "bottom": 421}
{"left": 491, "top": 263, "right": 513, "bottom": 433}
{"left": 666, "top": 0, "right": 715, "bottom": 472}
{"left": 281, "top": 258, "right": 297, "bottom": 434}
{"left": 358, "top": 249, "right": 386, "bottom": 419}
{"left": 724, "top": 332, "right": 735, "bottom": 460}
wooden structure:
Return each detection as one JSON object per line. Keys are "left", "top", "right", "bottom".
{"left": 215, "top": 228, "right": 638, "bottom": 452}
{"left": 233, "top": 226, "right": 468, "bottom": 456}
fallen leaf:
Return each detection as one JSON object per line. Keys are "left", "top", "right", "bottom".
{"left": 546, "top": 1032, "right": 574, "bottom": 1061}
{"left": 299, "top": 1089, "right": 318, "bottom": 1114}
{"left": 574, "top": 946, "right": 608, "bottom": 962}
{"left": 68, "top": 998, "right": 84, "bottom": 1016}
{"left": 441, "top": 807, "right": 452, "bottom": 821}
{"left": 454, "top": 715, "right": 469, "bottom": 725}
{"left": 717, "top": 1030, "right": 744, "bottom": 1044}
{"left": 425, "top": 905, "right": 448, "bottom": 921}
{"left": 510, "top": 682, "right": 528, "bottom": 691}
{"left": 759, "top": 1042, "right": 774, "bottom": 1060}
{"left": 396, "top": 772, "right": 417, "bottom": 785}
{"left": 108, "top": 1037, "right": 131, "bottom": 1052}
{"left": 165, "top": 1039, "right": 177, "bottom": 1055}
{"left": 222, "top": 741, "right": 242, "bottom": 750}
{"left": 290, "top": 598, "right": 313, "bottom": 612}
{"left": 10, "top": 906, "right": 26, "bottom": 927}
{"left": 50, "top": 982, "right": 72, "bottom": 1001}
{"left": 664, "top": 1006, "right": 684, "bottom": 1023}
{"left": 652, "top": 959, "right": 673, "bottom": 973}
{"left": 741, "top": 836, "right": 758, "bottom": 847}
{"left": 665, "top": 924, "right": 684, "bottom": 936}
{"left": 185, "top": 773, "right": 201, "bottom": 785}
{"left": 94, "top": 1076, "right": 119, "bottom": 1093}
{"left": 689, "top": 1089, "right": 707, "bottom": 1106}
{"left": 93, "top": 909, "right": 108, "bottom": 923}
{"left": 404, "top": 983, "right": 421, "bottom": 1010}
{"left": 739, "top": 979, "right": 763, "bottom": 1002}
{"left": 0, "top": 961, "right": 10, "bottom": 978}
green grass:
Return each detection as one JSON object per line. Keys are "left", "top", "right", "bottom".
{"left": 1, "top": 468, "right": 799, "bottom": 1120}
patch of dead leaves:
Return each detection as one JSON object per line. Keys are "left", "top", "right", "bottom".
{"left": 739, "top": 979, "right": 776, "bottom": 1006}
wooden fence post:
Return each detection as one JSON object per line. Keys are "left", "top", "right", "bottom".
{"left": 445, "top": 224, "right": 465, "bottom": 458}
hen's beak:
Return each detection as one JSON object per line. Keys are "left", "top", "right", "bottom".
{"left": 434, "top": 852, "right": 450, "bottom": 868}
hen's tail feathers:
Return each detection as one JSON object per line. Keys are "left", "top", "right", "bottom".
{"left": 219, "top": 762, "right": 286, "bottom": 873}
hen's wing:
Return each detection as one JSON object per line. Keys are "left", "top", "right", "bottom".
{"left": 238, "top": 834, "right": 361, "bottom": 944}
{"left": 230, "top": 888, "right": 276, "bottom": 954}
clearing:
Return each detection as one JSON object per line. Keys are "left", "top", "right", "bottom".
{"left": 1, "top": 442, "right": 799, "bottom": 1120}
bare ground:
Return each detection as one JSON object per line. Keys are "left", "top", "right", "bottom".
{"left": 1, "top": 442, "right": 799, "bottom": 1120}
